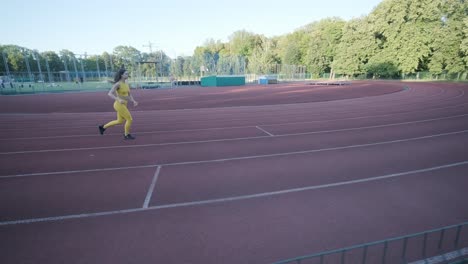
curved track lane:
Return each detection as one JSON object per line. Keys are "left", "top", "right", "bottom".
{"left": 0, "top": 81, "right": 467, "bottom": 264}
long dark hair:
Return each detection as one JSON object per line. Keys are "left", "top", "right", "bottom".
{"left": 113, "top": 68, "right": 127, "bottom": 83}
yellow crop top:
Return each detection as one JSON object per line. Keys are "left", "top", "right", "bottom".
{"left": 117, "top": 81, "right": 130, "bottom": 97}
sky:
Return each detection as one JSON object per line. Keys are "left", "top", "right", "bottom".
{"left": 2, "top": 0, "right": 383, "bottom": 58}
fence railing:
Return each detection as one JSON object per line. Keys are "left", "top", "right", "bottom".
{"left": 1, "top": 69, "right": 467, "bottom": 95}
{"left": 273, "top": 222, "right": 468, "bottom": 264}
{"left": 321, "top": 72, "right": 468, "bottom": 81}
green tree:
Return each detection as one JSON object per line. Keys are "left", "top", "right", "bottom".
{"left": 101, "top": 52, "right": 115, "bottom": 73}
{"left": 248, "top": 35, "right": 280, "bottom": 74}
{"left": 112, "top": 46, "right": 141, "bottom": 71}
{"left": 228, "top": 30, "right": 257, "bottom": 57}
{"left": 1, "top": 45, "right": 30, "bottom": 72}
{"left": 277, "top": 32, "right": 308, "bottom": 66}
{"left": 462, "top": 18, "right": 468, "bottom": 64}
{"left": 429, "top": 0, "right": 467, "bottom": 77}
{"left": 41, "top": 51, "right": 62, "bottom": 72}
{"left": 370, "top": 0, "right": 445, "bottom": 74}
{"left": 364, "top": 58, "right": 400, "bottom": 78}
{"left": 303, "top": 18, "right": 346, "bottom": 78}
{"left": 170, "top": 56, "right": 185, "bottom": 77}
{"left": 333, "top": 17, "right": 378, "bottom": 77}
{"left": 59, "top": 49, "right": 79, "bottom": 80}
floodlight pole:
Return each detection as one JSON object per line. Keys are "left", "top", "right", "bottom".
{"left": 159, "top": 50, "right": 163, "bottom": 78}
{"left": 62, "top": 56, "right": 71, "bottom": 82}
{"left": 143, "top": 42, "right": 162, "bottom": 78}
{"left": 22, "top": 50, "right": 33, "bottom": 82}
{"left": 109, "top": 54, "right": 115, "bottom": 72}
{"left": 33, "top": 51, "right": 44, "bottom": 83}
{"left": 2, "top": 51, "right": 11, "bottom": 79}
{"left": 79, "top": 54, "right": 86, "bottom": 82}
{"left": 104, "top": 58, "right": 109, "bottom": 77}
{"left": 45, "top": 57, "right": 53, "bottom": 83}
{"left": 143, "top": 41, "right": 154, "bottom": 54}
{"left": 72, "top": 56, "right": 79, "bottom": 82}
{"left": 96, "top": 58, "right": 101, "bottom": 79}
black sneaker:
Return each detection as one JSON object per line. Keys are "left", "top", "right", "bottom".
{"left": 124, "top": 134, "right": 136, "bottom": 140}
{"left": 98, "top": 125, "right": 106, "bottom": 135}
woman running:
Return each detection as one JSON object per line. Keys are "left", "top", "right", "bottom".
{"left": 99, "top": 69, "right": 138, "bottom": 140}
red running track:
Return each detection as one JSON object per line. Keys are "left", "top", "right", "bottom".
{"left": 0, "top": 81, "right": 467, "bottom": 263}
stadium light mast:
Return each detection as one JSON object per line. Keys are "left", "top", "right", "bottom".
{"left": 79, "top": 53, "right": 86, "bottom": 82}
{"left": 32, "top": 51, "right": 44, "bottom": 84}
{"left": 62, "top": 56, "right": 70, "bottom": 82}
{"left": 45, "top": 57, "right": 53, "bottom": 83}
{"left": 2, "top": 51, "right": 11, "bottom": 80}
{"left": 158, "top": 49, "right": 163, "bottom": 78}
{"left": 143, "top": 41, "right": 154, "bottom": 54}
{"left": 72, "top": 56, "right": 79, "bottom": 82}
{"left": 96, "top": 58, "right": 101, "bottom": 80}
{"left": 22, "top": 49, "right": 33, "bottom": 83}
{"left": 143, "top": 41, "right": 158, "bottom": 79}
{"left": 142, "top": 41, "right": 163, "bottom": 78}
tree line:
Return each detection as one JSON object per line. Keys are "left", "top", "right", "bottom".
{"left": 1, "top": 0, "right": 467, "bottom": 81}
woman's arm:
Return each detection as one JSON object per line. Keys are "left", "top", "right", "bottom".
{"left": 128, "top": 92, "right": 138, "bottom": 106}
{"left": 108, "top": 82, "right": 124, "bottom": 103}
{"left": 126, "top": 82, "right": 138, "bottom": 106}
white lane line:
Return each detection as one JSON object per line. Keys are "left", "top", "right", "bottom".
{"left": 143, "top": 166, "right": 161, "bottom": 208}
{"left": 153, "top": 161, "right": 468, "bottom": 209}
{"left": 0, "top": 83, "right": 412, "bottom": 117}
{"left": 1, "top": 160, "right": 467, "bottom": 226}
{"left": 256, "top": 126, "right": 274, "bottom": 136}
{"left": 0, "top": 207, "right": 146, "bottom": 226}
{"left": 0, "top": 125, "right": 261, "bottom": 141}
{"left": 3, "top": 113, "right": 468, "bottom": 155}
{"left": 0, "top": 134, "right": 270, "bottom": 154}
{"left": 1, "top": 129, "right": 468, "bottom": 179}
{"left": 159, "top": 130, "right": 468, "bottom": 167}
{"left": 0, "top": 165, "right": 158, "bottom": 179}
{"left": 1, "top": 99, "right": 467, "bottom": 141}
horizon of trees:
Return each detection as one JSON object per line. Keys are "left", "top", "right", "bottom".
{"left": 1, "top": 0, "right": 467, "bottom": 80}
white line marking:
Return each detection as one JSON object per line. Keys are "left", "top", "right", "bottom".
{"left": 0, "top": 165, "right": 158, "bottom": 179}
{"left": 143, "top": 166, "right": 161, "bottom": 208}
{"left": 3, "top": 113, "right": 468, "bottom": 155}
{"left": 160, "top": 130, "right": 468, "bottom": 167}
{"left": 1, "top": 129, "right": 467, "bottom": 179}
{"left": 0, "top": 134, "right": 269, "bottom": 155}
{"left": 1, "top": 98, "right": 467, "bottom": 141}
{"left": 0, "top": 208, "right": 147, "bottom": 226}
{"left": 0, "top": 83, "right": 412, "bottom": 118}
{"left": 0, "top": 125, "right": 258, "bottom": 140}
{"left": 1, "top": 160, "right": 467, "bottom": 226}
{"left": 256, "top": 126, "right": 274, "bottom": 136}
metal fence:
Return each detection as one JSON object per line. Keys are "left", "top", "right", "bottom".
{"left": 0, "top": 60, "right": 311, "bottom": 94}
{"left": 3, "top": 71, "right": 465, "bottom": 96}
{"left": 273, "top": 222, "right": 468, "bottom": 264}
{"left": 322, "top": 72, "right": 468, "bottom": 81}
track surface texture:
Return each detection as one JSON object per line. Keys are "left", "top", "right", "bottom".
{"left": 0, "top": 81, "right": 467, "bottom": 264}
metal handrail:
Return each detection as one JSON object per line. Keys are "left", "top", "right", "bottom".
{"left": 274, "top": 221, "right": 468, "bottom": 264}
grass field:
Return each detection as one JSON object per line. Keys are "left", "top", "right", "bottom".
{"left": 0, "top": 80, "right": 177, "bottom": 95}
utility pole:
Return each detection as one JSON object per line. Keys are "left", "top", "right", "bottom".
{"left": 2, "top": 51, "right": 11, "bottom": 80}
{"left": 32, "top": 51, "right": 44, "bottom": 84}
{"left": 45, "top": 57, "right": 53, "bottom": 82}
{"left": 79, "top": 54, "right": 86, "bottom": 82}
{"left": 62, "top": 56, "right": 70, "bottom": 82}
{"left": 143, "top": 41, "right": 154, "bottom": 54}
{"left": 23, "top": 50, "right": 33, "bottom": 82}
{"left": 72, "top": 56, "right": 79, "bottom": 82}
{"left": 159, "top": 50, "right": 163, "bottom": 78}
{"left": 142, "top": 41, "right": 156, "bottom": 79}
